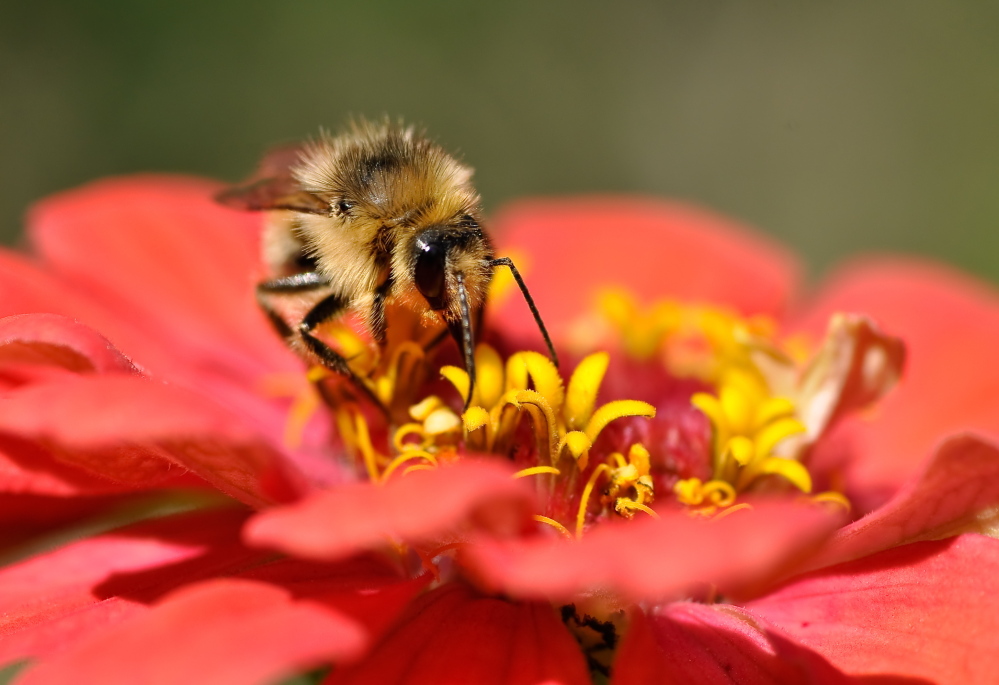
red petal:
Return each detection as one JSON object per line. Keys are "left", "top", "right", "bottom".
{"left": 464, "top": 502, "right": 837, "bottom": 603}
{"left": 0, "top": 313, "right": 139, "bottom": 375}
{"left": 0, "top": 374, "right": 307, "bottom": 506}
{"left": 746, "top": 535, "right": 999, "bottom": 684}
{"left": 0, "top": 250, "right": 174, "bottom": 374}
{"left": 612, "top": 604, "right": 848, "bottom": 685}
{"left": 794, "top": 259, "right": 999, "bottom": 496}
{"left": 0, "top": 508, "right": 261, "bottom": 662}
{"left": 17, "top": 578, "right": 367, "bottom": 685}
{"left": 331, "top": 582, "right": 591, "bottom": 685}
{"left": 808, "top": 434, "right": 999, "bottom": 571}
{"left": 245, "top": 460, "right": 534, "bottom": 561}
{"left": 235, "top": 557, "right": 431, "bottom": 645}
{"left": 0, "top": 434, "right": 137, "bottom": 498}
{"left": 27, "top": 176, "right": 295, "bottom": 375}
{"left": 0, "top": 255, "right": 305, "bottom": 469}
{"left": 491, "top": 197, "right": 801, "bottom": 341}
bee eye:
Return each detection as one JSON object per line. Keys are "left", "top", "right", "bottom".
{"left": 414, "top": 241, "right": 447, "bottom": 309}
{"left": 333, "top": 200, "right": 354, "bottom": 216}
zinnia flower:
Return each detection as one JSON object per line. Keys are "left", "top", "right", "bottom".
{"left": 0, "top": 179, "right": 997, "bottom": 684}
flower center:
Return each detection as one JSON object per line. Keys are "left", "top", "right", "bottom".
{"left": 272, "top": 285, "right": 905, "bottom": 539}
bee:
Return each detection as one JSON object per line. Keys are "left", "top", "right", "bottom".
{"left": 218, "top": 119, "right": 557, "bottom": 411}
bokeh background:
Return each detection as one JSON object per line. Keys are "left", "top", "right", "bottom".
{"left": 3, "top": 1, "right": 998, "bottom": 285}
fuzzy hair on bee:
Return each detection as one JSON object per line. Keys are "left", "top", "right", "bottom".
{"left": 218, "top": 118, "right": 556, "bottom": 411}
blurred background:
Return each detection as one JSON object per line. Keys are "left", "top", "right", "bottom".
{"left": 2, "top": 1, "right": 998, "bottom": 285}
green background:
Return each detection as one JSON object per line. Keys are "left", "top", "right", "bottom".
{"left": 3, "top": 1, "right": 998, "bottom": 286}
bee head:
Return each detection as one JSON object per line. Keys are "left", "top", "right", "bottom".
{"left": 412, "top": 225, "right": 492, "bottom": 313}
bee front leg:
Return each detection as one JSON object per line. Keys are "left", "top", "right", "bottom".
{"left": 369, "top": 273, "right": 394, "bottom": 347}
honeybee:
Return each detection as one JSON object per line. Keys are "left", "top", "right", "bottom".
{"left": 218, "top": 119, "right": 557, "bottom": 410}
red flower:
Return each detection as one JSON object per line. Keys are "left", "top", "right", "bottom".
{"left": 0, "top": 180, "right": 996, "bottom": 684}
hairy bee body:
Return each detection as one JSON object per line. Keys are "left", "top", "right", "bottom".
{"left": 220, "top": 119, "right": 554, "bottom": 410}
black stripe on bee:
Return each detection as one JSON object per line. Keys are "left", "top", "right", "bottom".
{"left": 356, "top": 152, "right": 401, "bottom": 186}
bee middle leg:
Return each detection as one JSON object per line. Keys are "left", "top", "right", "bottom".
{"left": 256, "top": 271, "right": 330, "bottom": 341}
{"left": 257, "top": 273, "right": 387, "bottom": 414}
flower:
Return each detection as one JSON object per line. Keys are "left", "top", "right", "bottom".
{"left": 0, "top": 180, "right": 997, "bottom": 684}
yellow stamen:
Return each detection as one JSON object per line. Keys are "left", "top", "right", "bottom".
{"left": 514, "top": 466, "right": 561, "bottom": 479}
{"left": 725, "top": 436, "right": 755, "bottom": 467}
{"left": 534, "top": 515, "right": 573, "bottom": 539}
{"left": 380, "top": 450, "right": 438, "bottom": 482}
{"left": 691, "top": 393, "right": 726, "bottom": 439}
{"left": 710, "top": 502, "right": 754, "bottom": 520}
{"left": 350, "top": 409, "right": 382, "bottom": 483}
{"left": 393, "top": 423, "right": 431, "bottom": 452}
{"left": 506, "top": 351, "right": 565, "bottom": 410}
{"left": 402, "top": 464, "right": 436, "bottom": 476}
{"left": 597, "top": 288, "right": 678, "bottom": 361}
{"left": 753, "top": 396, "right": 798, "bottom": 431}
{"left": 506, "top": 389, "right": 560, "bottom": 462}
{"left": 474, "top": 345, "right": 505, "bottom": 410}
{"left": 409, "top": 395, "right": 444, "bottom": 421}
{"left": 584, "top": 400, "right": 656, "bottom": 443}
{"left": 609, "top": 452, "right": 629, "bottom": 470}
{"left": 462, "top": 406, "right": 491, "bottom": 432}
{"left": 556, "top": 431, "right": 593, "bottom": 470}
{"left": 703, "top": 480, "right": 737, "bottom": 507}
{"left": 812, "top": 490, "right": 852, "bottom": 513}
{"left": 564, "top": 352, "right": 610, "bottom": 430}
{"left": 739, "top": 456, "right": 813, "bottom": 494}
{"left": 462, "top": 406, "right": 491, "bottom": 453}
{"left": 576, "top": 463, "right": 612, "bottom": 539}
{"left": 753, "top": 417, "right": 807, "bottom": 459}
{"left": 381, "top": 340, "right": 426, "bottom": 408}
{"left": 440, "top": 365, "right": 471, "bottom": 405}
{"left": 615, "top": 500, "right": 660, "bottom": 519}
{"left": 282, "top": 385, "right": 320, "bottom": 449}
{"left": 674, "top": 478, "right": 736, "bottom": 508}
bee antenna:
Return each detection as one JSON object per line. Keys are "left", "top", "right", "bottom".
{"left": 456, "top": 272, "right": 476, "bottom": 411}
{"left": 489, "top": 257, "right": 559, "bottom": 369}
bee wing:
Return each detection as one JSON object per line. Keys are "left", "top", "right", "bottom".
{"left": 216, "top": 144, "right": 329, "bottom": 215}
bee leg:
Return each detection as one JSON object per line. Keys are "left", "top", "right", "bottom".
{"left": 257, "top": 274, "right": 388, "bottom": 416}
{"left": 256, "top": 272, "right": 330, "bottom": 341}
{"left": 368, "top": 274, "right": 394, "bottom": 346}
{"left": 299, "top": 293, "right": 390, "bottom": 417}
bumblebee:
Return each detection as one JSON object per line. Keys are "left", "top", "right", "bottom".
{"left": 219, "top": 119, "right": 556, "bottom": 409}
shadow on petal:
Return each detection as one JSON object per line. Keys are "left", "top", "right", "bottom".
{"left": 331, "top": 582, "right": 591, "bottom": 685}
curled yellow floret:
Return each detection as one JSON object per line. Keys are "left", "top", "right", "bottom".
{"left": 439, "top": 345, "right": 655, "bottom": 472}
